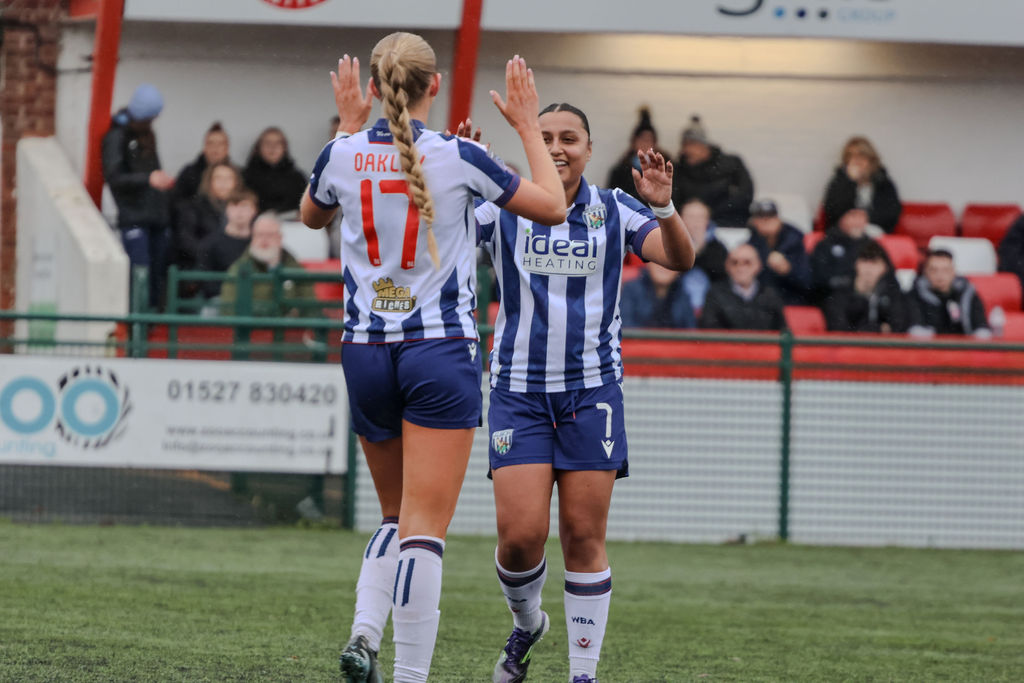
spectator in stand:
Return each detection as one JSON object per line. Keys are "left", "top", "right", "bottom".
{"left": 196, "top": 189, "right": 258, "bottom": 298}
{"left": 174, "top": 121, "right": 233, "bottom": 202}
{"left": 747, "top": 198, "right": 811, "bottom": 305}
{"left": 824, "top": 241, "right": 909, "bottom": 334}
{"left": 997, "top": 214, "right": 1024, "bottom": 290}
{"left": 242, "top": 126, "right": 308, "bottom": 215}
{"left": 102, "top": 83, "right": 174, "bottom": 310}
{"left": 672, "top": 115, "right": 754, "bottom": 227}
{"left": 699, "top": 244, "right": 785, "bottom": 331}
{"left": 908, "top": 249, "right": 991, "bottom": 338}
{"left": 822, "top": 136, "right": 901, "bottom": 235}
{"left": 678, "top": 198, "right": 728, "bottom": 311}
{"left": 606, "top": 107, "right": 666, "bottom": 202}
{"left": 173, "top": 161, "right": 242, "bottom": 277}
{"left": 620, "top": 261, "right": 696, "bottom": 329}
{"left": 219, "top": 212, "right": 315, "bottom": 317}
{"left": 810, "top": 198, "right": 874, "bottom": 306}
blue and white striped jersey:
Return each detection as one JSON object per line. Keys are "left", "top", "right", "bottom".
{"left": 309, "top": 118, "right": 520, "bottom": 343}
{"left": 477, "top": 177, "right": 659, "bottom": 393}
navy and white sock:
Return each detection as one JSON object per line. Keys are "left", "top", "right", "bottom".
{"left": 392, "top": 535, "right": 445, "bottom": 683}
{"left": 350, "top": 516, "right": 399, "bottom": 652}
{"left": 564, "top": 568, "right": 612, "bottom": 681}
{"left": 496, "top": 550, "right": 547, "bottom": 633}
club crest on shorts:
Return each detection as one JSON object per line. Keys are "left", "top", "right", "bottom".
{"left": 467, "top": 342, "right": 477, "bottom": 362}
{"left": 583, "top": 204, "right": 606, "bottom": 230}
{"left": 492, "top": 429, "right": 514, "bottom": 455}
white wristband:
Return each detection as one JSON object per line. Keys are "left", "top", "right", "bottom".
{"left": 650, "top": 202, "right": 676, "bottom": 219}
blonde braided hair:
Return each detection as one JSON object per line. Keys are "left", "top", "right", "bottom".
{"left": 370, "top": 32, "right": 439, "bottom": 269}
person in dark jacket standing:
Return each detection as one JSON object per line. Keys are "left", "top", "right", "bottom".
{"left": 606, "top": 107, "right": 667, "bottom": 203}
{"left": 824, "top": 240, "right": 909, "bottom": 333}
{"left": 672, "top": 115, "right": 754, "bottom": 227}
{"left": 620, "top": 261, "right": 697, "bottom": 329}
{"left": 700, "top": 244, "right": 785, "bottom": 331}
{"left": 102, "top": 83, "right": 175, "bottom": 309}
{"left": 908, "top": 249, "right": 991, "bottom": 338}
{"left": 746, "top": 199, "right": 811, "bottom": 305}
{"left": 242, "top": 127, "right": 308, "bottom": 215}
{"left": 822, "top": 136, "right": 902, "bottom": 234}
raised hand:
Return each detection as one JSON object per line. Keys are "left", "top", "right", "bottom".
{"left": 330, "top": 55, "right": 374, "bottom": 134}
{"left": 489, "top": 56, "right": 540, "bottom": 134}
{"left": 631, "top": 149, "right": 674, "bottom": 209}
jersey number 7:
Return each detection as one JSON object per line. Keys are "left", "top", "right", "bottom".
{"left": 360, "top": 178, "right": 421, "bottom": 270}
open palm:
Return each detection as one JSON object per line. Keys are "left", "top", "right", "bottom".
{"left": 631, "top": 150, "right": 674, "bottom": 208}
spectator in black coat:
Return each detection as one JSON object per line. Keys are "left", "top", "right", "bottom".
{"left": 196, "top": 189, "right": 257, "bottom": 298}
{"left": 672, "top": 115, "right": 754, "bottom": 227}
{"left": 822, "top": 136, "right": 902, "bottom": 234}
{"left": 997, "top": 214, "right": 1024, "bottom": 290}
{"left": 909, "top": 249, "right": 991, "bottom": 338}
{"left": 620, "top": 262, "right": 697, "bottom": 329}
{"left": 747, "top": 199, "right": 811, "bottom": 306}
{"left": 101, "top": 83, "right": 175, "bottom": 310}
{"left": 242, "top": 127, "right": 307, "bottom": 215}
{"left": 699, "top": 244, "right": 785, "bottom": 331}
{"left": 173, "top": 161, "right": 242, "bottom": 276}
{"left": 824, "top": 241, "right": 909, "bottom": 333}
{"left": 810, "top": 206, "right": 874, "bottom": 306}
{"left": 606, "top": 107, "right": 668, "bottom": 202}
{"left": 173, "top": 121, "right": 233, "bottom": 203}
{"left": 679, "top": 198, "right": 728, "bottom": 311}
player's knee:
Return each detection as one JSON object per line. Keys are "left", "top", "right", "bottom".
{"left": 497, "top": 523, "right": 548, "bottom": 562}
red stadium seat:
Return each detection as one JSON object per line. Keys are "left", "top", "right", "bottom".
{"left": 812, "top": 204, "right": 826, "bottom": 232}
{"left": 784, "top": 306, "right": 826, "bottom": 336}
{"left": 895, "top": 202, "right": 956, "bottom": 251}
{"left": 960, "top": 203, "right": 1022, "bottom": 248}
{"left": 876, "top": 234, "right": 920, "bottom": 270}
{"left": 1002, "top": 311, "right": 1024, "bottom": 340}
{"left": 300, "top": 259, "right": 343, "bottom": 302}
{"left": 803, "top": 231, "right": 825, "bottom": 254}
{"left": 967, "top": 273, "right": 1023, "bottom": 315}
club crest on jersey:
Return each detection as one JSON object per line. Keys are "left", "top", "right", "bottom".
{"left": 371, "top": 277, "right": 417, "bottom": 313}
{"left": 492, "top": 429, "right": 514, "bottom": 455}
{"left": 583, "top": 204, "right": 606, "bottom": 230}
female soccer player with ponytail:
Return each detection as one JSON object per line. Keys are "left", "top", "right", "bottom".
{"left": 300, "top": 33, "right": 566, "bottom": 683}
{"left": 476, "top": 103, "right": 695, "bottom": 683}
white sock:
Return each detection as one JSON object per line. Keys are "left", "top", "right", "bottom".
{"left": 495, "top": 549, "right": 547, "bottom": 633}
{"left": 564, "top": 568, "right": 611, "bottom": 680}
{"left": 350, "top": 517, "right": 399, "bottom": 652}
{"left": 392, "top": 535, "right": 445, "bottom": 683}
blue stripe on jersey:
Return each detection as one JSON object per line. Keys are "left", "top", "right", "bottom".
{"left": 401, "top": 309, "right": 424, "bottom": 340}
{"left": 563, "top": 201, "right": 590, "bottom": 385}
{"left": 343, "top": 266, "right": 359, "bottom": 342}
{"left": 308, "top": 139, "right": 338, "bottom": 209}
{"left": 439, "top": 268, "right": 465, "bottom": 337}
{"left": 597, "top": 193, "right": 623, "bottom": 375}
{"left": 457, "top": 139, "right": 518, "bottom": 201}
{"left": 495, "top": 210, "right": 523, "bottom": 392}
{"left": 525, "top": 268, "right": 550, "bottom": 392}
{"left": 366, "top": 309, "right": 387, "bottom": 343}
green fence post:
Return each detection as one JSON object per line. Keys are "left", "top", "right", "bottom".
{"left": 130, "top": 267, "right": 149, "bottom": 358}
{"left": 233, "top": 263, "right": 254, "bottom": 361}
{"left": 778, "top": 330, "right": 794, "bottom": 542}
{"left": 166, "top": 266, "right": 180, "bottom": 359}
{"left": 344, "top": 429, "right": 359, "bottom": 529}
{"left": 476, "top": 264, "right": 493, "bottom": 372}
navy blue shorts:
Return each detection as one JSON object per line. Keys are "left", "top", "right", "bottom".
{"left": 342, "top": 339, "right": 483, "bottom": 442}
{"left": 487, "top": 382, "right": 628, "bottom": 477}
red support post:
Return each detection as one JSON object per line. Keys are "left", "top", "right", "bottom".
{"left": 448, "top": 0, "right": 484, "bottom": 135}
{"left": 83, "top": 0, "right": 125, "bottom": 207}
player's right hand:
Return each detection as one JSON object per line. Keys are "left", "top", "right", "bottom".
{"left": 490, "top": 56, "right": 540, "bottom": 134}
{"left": 331, "top": 55, "right": 374, "bottom": 134}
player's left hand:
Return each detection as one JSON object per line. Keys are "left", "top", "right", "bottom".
{"left": 632, "top": 149, "right": 673, "bottom": 210}
{"left": 331, "top": 55, "right": 373, "bottom": 134}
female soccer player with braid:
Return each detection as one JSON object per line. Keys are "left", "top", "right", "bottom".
{"left": 300, "top": 33, "right": 565, "bottom": 683}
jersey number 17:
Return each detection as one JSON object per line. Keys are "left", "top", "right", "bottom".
{"left": 360, "top": 178, "right": 420, "bottom": 270}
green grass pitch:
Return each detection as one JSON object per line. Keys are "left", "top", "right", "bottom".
{"left": 1, "top": 522, "right": 1022, "bottom": 681}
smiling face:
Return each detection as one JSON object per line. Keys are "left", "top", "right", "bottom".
{"left": 259, "top": 130, "right": 287, "bottom": 165}
{"left": 726, "top": 244, "right": 761, "bottom": 288}
{"left": 209, "top": 165, "right": 238, "bottom": 201}
{"left": 539, "top": 109, "right": 592, "bottom": 195}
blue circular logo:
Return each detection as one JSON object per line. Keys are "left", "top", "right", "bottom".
{"left": 60, "top": 378, "right": 121, "bottom": 438}
{"left": 0, "top": 377, "right": 56, "bottom": 434}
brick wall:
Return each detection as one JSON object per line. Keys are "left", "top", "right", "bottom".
{"left": 0, "top": 0, "right": 62, "bottom": 318}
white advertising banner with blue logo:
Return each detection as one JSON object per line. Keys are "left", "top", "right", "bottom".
{"left": 0, "top": 357, "right": 349, "bottom": 474}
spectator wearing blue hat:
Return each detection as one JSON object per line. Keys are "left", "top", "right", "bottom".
{"left": 102, "top": 83, "right": 175, "bottom": 310}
